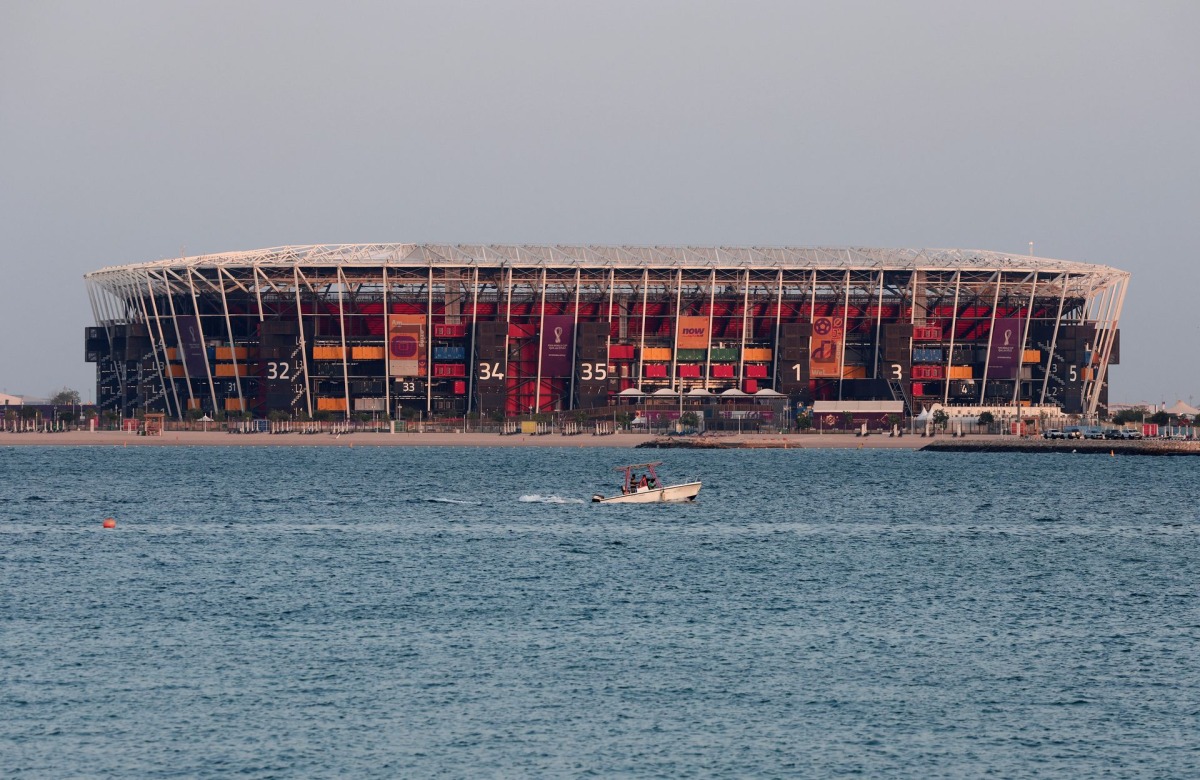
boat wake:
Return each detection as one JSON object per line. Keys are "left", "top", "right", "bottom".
{"left": 519, "top": 494, "right": 585, "bottom": 505}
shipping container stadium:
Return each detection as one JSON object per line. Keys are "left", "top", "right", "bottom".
{"left": 84, "top": 244, "right": 1129, "bottom": 421}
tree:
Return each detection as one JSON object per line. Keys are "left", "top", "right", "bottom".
{"left": 978, "top": 411, "right": 995, "bottom": 428}
{"left": 679, "top": 411, "right": 700, "bottom": 430}
{"left": 794, "top": 412, "right": 812, "bottom": 431}
{"left": 932, "top": 409, "right": 949, "bottom": 430}
{"left": 886, "top": 413, "right": 902, "bottom": 430}
{"left": 49, "top": 387, "right": 81, "bottom": 406}
{"left": 1149, "top": 411, "right": 1170, "bottom": 426}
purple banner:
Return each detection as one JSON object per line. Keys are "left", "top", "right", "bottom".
{"left": 180, "top": 314, "right": 207, "bottom": 377}
{"left": 987, "top": 317, "right": 1022, "bottom": 379}
{"left": 540, "top": 315, "right": 575, "bottom": 377}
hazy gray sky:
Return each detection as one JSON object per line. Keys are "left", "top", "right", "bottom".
{"left": 2, "top": 1, "right": 1196, "bottom": 403}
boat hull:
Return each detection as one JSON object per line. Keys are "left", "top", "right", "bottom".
{"left": 591, "top": 481, "right": 702, "bottom": 504}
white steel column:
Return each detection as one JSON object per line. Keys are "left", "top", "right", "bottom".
{"left": 185, "top": 268, "right": 219, "bottom": 414}
{"left": 534, "top": 267, "right": 548, "bottom": 414}
{"left": 293, "top": 266, "right": 313, "bottom": 418}
{"left": 383, "top": 265, "right": 391, "bottom": 418}
{"left": 1038, "top": 274, "right": 1071, "bottom": 406}
{"left": 144, "top": 272, "right": 183, "bottom": 419}
{"left": 464, "top": 266, "right": 477, "bottom": 415}
{"left": 772, "top": 269, "right": 783, "bottom": 391}
{"left": 337, "top": 266, "right": 352, "bottom": 419}
{"left": 872, "top": 270, "right": 884, "bottom": 378}
{"left": 163, "top": 271, "right": 196, "bottom": 410}
{"left": 636, "top": 269, "right": 649, "bottom": 390}
{"left": 134, "top": 273, "right": 173, "bottom": 419}
{"left": 568, "top": 267, "right": 581, "bottom": 409}
{"left": 1087, "top": 278, "right": 1127, "bottom": 416}
{"left": 837, "top": 270, "right": 850, "bottom": 402}
{"left": 426, "top": 264, "right": 434, "bottom": 414}
{"left": 738, "top": 269, "right": 750, "bottom": 389}
{"left": 671, "top": 269, "right": 682, "bottom": 393}
{"left": 978, "top": 272, "right": 1003, "bottom": 404}
{"left": 1011, "top": 272, "right": 1039, "bottom": 407}
{"left": 218, "top": 267, "right": 245, "bottom": 413}
{"left": 704, "top": 269, "right": 716, "bottom": 390}
{"left": 942, "top": 271, "right": 962, "bottom": 406}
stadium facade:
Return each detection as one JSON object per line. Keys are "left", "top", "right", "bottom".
{"left": 84, "top": 244, "right": 1128, "bottom": 421}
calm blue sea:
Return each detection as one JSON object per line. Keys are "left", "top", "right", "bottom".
{"left": 2, "top": 445, "right": 1198, "bottom": 778}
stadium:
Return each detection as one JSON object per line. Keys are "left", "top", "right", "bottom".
{"left": 84, "top": 244, "right": 1129, "bottom": 424}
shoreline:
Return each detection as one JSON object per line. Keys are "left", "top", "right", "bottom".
{"left": 1, "top": 430, "right": 927, "bottom": 449}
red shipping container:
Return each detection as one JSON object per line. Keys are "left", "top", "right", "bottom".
{"left": 644, "top": 363, "right": 668, "bottom": 379}
{"left": 434, "top": 363, "right": 466, "bottom": 377}
{"left": 710, "top": 364, "right": 735, "bottom": 378}
{"left": 508, "top": 323, "right": 536, "bottom": 339}
{"left": 610, "top": 345, "right": 636, "bottom": 360}
{"left": 453, "top": 380, "right": 466, "bottom": 395}
{"left": 433, "top": 323, "right": 466, "bottom": 339}
{"left": 744, "top": 364, "right": 768, "bottom": 378}
{"left": 743, "top": 379, "right": 758, "bottom": 393}
{"left": 678, "top": 364, "right": 702, "bottom": 378}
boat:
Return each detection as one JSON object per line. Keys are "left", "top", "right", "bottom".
{"left": 591, "top": 461, "right": 701, "bottom": 504}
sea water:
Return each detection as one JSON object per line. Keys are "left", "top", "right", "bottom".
{"left": 1, "top": 445, "right": 1197, "bottom": 778}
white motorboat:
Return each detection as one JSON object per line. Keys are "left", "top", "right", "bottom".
{"left": 591, "top": 461, "right": 701, "bottom": 504}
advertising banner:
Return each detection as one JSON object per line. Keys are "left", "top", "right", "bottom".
{"left": 180, "top": 314, "right": 207, "bottom": 377}
{"left": 809, "top": 316, "right": 844, "bottom": 378}
{"left": 676, "top": 316, "right": 710, "bottom": 349}
{"left": 540, "top": 315, "right": 574, "bottom": 376}
{"left": 388, "top": 315, "right": 425, "bottom": 377}
{"left": 986, "top": 317, "right": 1022, "bottom": 379}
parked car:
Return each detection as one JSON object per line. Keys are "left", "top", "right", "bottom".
{"left": 1082, "top": 427, "right": 1106, "bottom": 440}
{"left": 1062, "top": 426, "right": 1084, "bottom": 439}
{"left": 1042, "top": 429, "right": 1066, "bottom": 439}
{"left": 1103, "top": 428, "right": 1124, "bottom": 439}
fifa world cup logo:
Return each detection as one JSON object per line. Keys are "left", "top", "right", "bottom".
{"left": 554, "top": 326, "right": 563, "bottom": 344}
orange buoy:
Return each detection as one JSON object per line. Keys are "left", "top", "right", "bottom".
{"left": 102, "top": 518, "right": 116, "bottom": 529}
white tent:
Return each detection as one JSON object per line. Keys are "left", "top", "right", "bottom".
{"left": 754, "top": 388, "right": 785, "bottom": 397}
{"left": 1165, "top": 399, "right": 1200, "bottom": 416}
{"left": 687, "top": 388, "right": 713, "bottom": 397}
{"left": 617, "top": 388, "right": 645, "bottom": 397}
{"left": 720, "top": 388, "right": 749, "bottom": 397}
{"left": 651, "top": 388, "right": 678, "bottom": 397}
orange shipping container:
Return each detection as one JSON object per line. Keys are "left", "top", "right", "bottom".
{"left": 352, "top": 346, "right": 386, "bottom": 360}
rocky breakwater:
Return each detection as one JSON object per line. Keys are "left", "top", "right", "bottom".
{"left": 922, "top": 438, "right": 1200, "bottom": 456}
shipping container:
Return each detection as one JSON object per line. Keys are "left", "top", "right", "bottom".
{"left": 351, "top": 346, "right": 386, "bottom": 360}
{"left": 433, "top": 323, "right": 466, "bottom": 338}
{"left": 1022, "top": 349, "right": 1041, "bottom": 363}
{"left": 710, "top": 364, "right": 736, "bottom": 378}
{"left": 313, "top": 345, "right": 347, "bottom": 360}
{"left": 215, "top": 346, "right": 249, "bottom": 361}
{"left": 743, "top": 379, "right": 759, "bottom": 393}
{"left": 432, "top": 346, "right": 466, "bottom": 361}
{"left": 214, "top": 363, "right": 250, "bottom": 377}
{"left": 224, "top": 398, "right": 246, "bottom": 411}
{"left": 641, "top": 347, "right": 673, "bottom": 361}
{"left": 678, "top": 364, "right": 702, "bottom": 378}
{"left": 317, "top": 397, "right": 348, "bottom": 411}
{"left": 676, "top": 348, "right": 706, "bottom": 362}
{"left": 610, "top": 344, "right": 636, "bottom": 360}
{"left": 710, "top": 347, "right": 738, "bottom": 361}
{"left": 353, "top": 397, "right": 387, "bottom": 411}
{"left": 433, "top": 363, "right": 466, "bottom": 377}
{"left": 743, "top": 348, "right": 772, "bottom": 361}
{"left": 745, "top": 364, "right": 769, "bottom": 378}
{"left": 947, "top": 365, "right": 973, "bottom": 380}
{"left": 643, "top": 363, "right": 669, "bottom": 379}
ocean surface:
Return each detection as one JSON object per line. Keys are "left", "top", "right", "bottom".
{"left": 2, "top": 445, "right": 1198, "bottom": 778}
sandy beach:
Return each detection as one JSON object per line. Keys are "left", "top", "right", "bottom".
{"left": 0, "top": 430, "right": 934, "bottom": 449}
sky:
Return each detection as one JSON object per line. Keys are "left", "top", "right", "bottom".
{"left": 1, "top": 0, "right": 1196, "bottom": 404}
